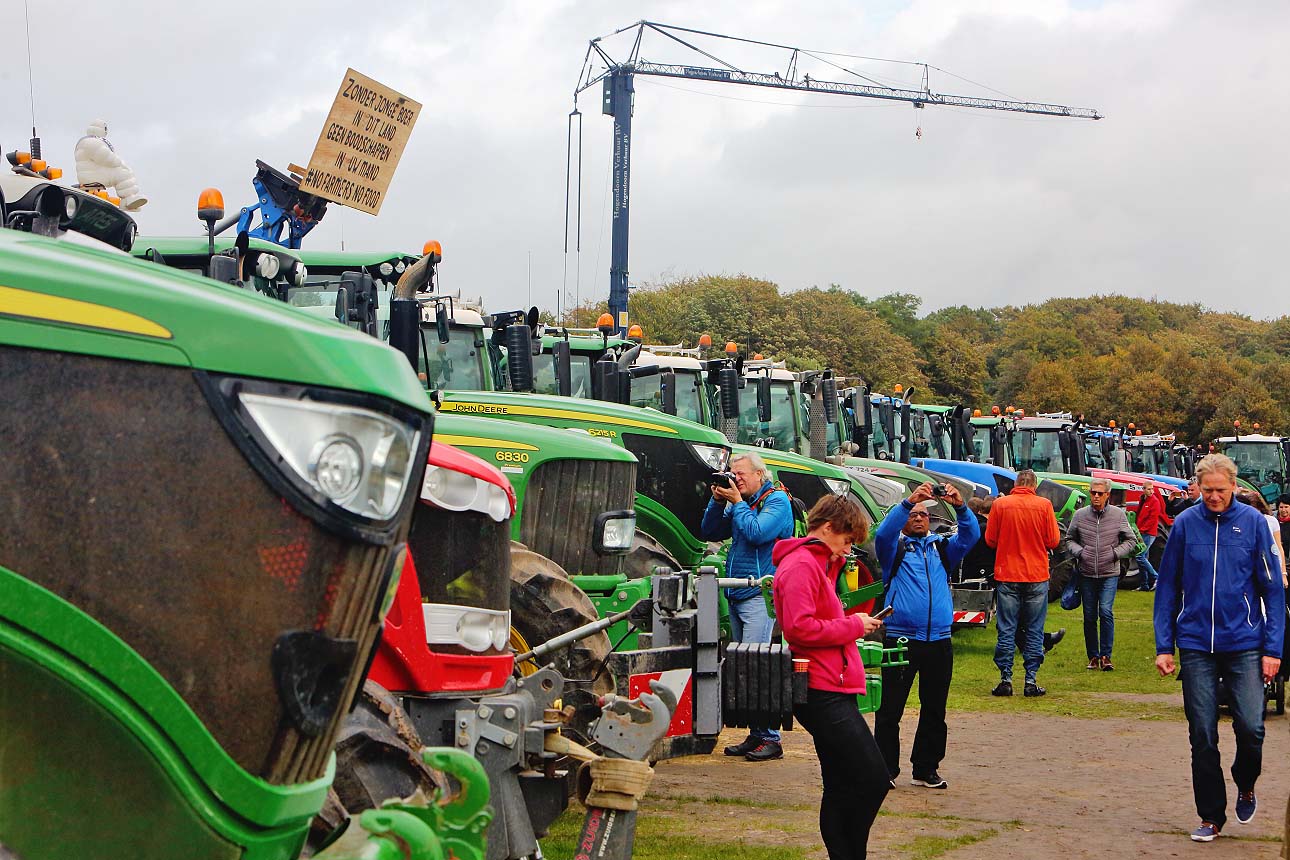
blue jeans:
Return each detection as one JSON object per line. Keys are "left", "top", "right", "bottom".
{"left": 1178, "top": 649, "right": 1265, "bottom": 829}
{"left": 729, "top": 594, "right": 780, "bottom": 743}
{"left": 1135, "top": 534, "right": 1158, "bottom": 588}
{"left": 1078, "top": 575, "right": 1118, "bottom": 659}
{"left": 994, "top": 581, "right": 1048, "bottom": 681}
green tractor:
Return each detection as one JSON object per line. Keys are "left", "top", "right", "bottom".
{"left": 1213, "top": 426, "right": 1290, "bottom": 506}
{"left": 0, "top": 215, "right": 466, "bottom": 857}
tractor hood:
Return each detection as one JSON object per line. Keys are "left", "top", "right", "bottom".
{"left": 0, "top": 230, "right": 429, "bottom": 414}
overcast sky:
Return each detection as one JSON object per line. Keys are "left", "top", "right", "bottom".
{"left": 5, "top": 1, "right": 1287, "bottom": 320}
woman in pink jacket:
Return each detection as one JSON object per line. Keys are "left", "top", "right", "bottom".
{"left": 773, "top": 495, "right": 888, "bottom": 860}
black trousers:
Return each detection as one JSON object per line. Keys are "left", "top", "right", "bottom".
{"left": 874, "top": 636, "right": 953, "bottom": 780}
{"left": 794, "top": 688, "right": 890, "bottom": 860}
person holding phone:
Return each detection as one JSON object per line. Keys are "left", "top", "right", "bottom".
{"left": 701, "top": 452, "right": 794, "bottom": 761}
{"left": 773, "top": 494, "right": 887, "bottom": 859}
{"left": 872, "top": 481, "right": 979, "bottom": 790}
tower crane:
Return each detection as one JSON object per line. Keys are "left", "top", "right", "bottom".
{"left": 571, "top": 21, "right": 1102, "bottom": 333}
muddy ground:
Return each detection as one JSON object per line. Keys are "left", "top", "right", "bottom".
{"left": 647, "top": 692, "right": 1288, "bottom": 858}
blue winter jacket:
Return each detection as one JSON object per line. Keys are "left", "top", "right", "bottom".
{"left": 875, "top": 500, "right": 981, "bottom": 641}
{"left": 1155, "top": 497, "right": 1285, "bottom": 656}
{"left": 701, "top": 481, "right": 794, "bottom": 600}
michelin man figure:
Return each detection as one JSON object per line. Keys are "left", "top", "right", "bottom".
{"left": 74, "top": 119, "right": 147, "bottom": 210}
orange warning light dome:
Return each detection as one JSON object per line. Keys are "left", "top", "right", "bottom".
{"left": 972, "top": 409, "right": 982, "bottom": 418}
{"left": 698, "top": 333, "right": 713, "bottom": 348}
{"left": 1135, "top": 429, "right": 1143, "bottom": 436}
{"left": 1254, "top": 422, "right": 1261, "bottom": 431}
{"left": 627, "top": 324, "right": 643, "bottom": 340}
{"left": 991, "top": 406, "right": 1001, "bottom": 416}
{"left": 753, "top": 353, "right": 763, "bottom": 360}
{"left": 197, "top": 187, "right": 224, "bottom": 221}
{"left": 724, "top": 341, "right": 738, "bottom": 355}
{"left": 422, "top": 240, "right": 443, "bottom": 259}
{"left": 1234, "top": 419, "right": 1242, "bottom": 428}
{"left": 893, "top": 384, "right": 904, "bottom": 394}
{"left": 597, "top": 313, "right": 615, "bottom": 334}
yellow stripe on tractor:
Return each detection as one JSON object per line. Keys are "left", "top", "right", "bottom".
{"left": 0, "top": 285, "right": 172, "bottom": 339}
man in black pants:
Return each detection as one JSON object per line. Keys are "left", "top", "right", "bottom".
{"left": 873, "top": 482, "right": 979, "bottom": 789}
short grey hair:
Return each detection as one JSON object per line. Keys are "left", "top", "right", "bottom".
{"left": 1195, "top": 453, "right": 1238, "bottom": 483}
{"left": 1088, "top": 477, "right": 1111, "bottom": 493}
{"left": 1016, "top": 469, "right": 1039, "bottom": 488}
{"left": 730, "top": 452, "right": 767, "bottom": 474}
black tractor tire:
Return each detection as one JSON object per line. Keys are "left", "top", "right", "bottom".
{"left": 510, "top": 544, "right": 614, "bottom": 698}
{"left": 621, "top": 530, "right": 683, "bottom": 580}
{"left": 1047, "top": 552, "right": 1075, "bottom": 603}
{"left": 309, "top": 680, "right": 446, "bottom": 851}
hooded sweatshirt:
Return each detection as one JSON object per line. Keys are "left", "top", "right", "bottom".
{"left": 772, "top": 536, "right": 866, "bottom": 694}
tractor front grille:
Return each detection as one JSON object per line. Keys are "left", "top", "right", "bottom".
{"left": 519, "top": 458, "right": 636, "bottom": 574}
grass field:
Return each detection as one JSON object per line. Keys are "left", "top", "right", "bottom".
{"left": 945, "top": 587, "right": 1185, "bottom": 719}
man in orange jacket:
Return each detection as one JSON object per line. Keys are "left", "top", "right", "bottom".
{"left": 985, "top": 469, "right": 1062, "bottom": 697}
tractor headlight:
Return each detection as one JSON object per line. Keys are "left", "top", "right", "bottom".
{"left": 420, "top": 464, "right": 512, "bottom": 522}
{"left": 422, "top": 604, "right": 511, "bottom": 653}
{"left": 824, "top": 478, "right": 849, "bottom": 495}
{"left": 238, "top": 391, "right": 419, "bottom": 520}
{"left": 379, "top": 262, "right": 394, "bottom": 276}
{"left": 594, "top": 510, "right": 637, "bottom": 554}
{"left": 255, "top": 253, "right": 281, "bottom": 280}
{"left": 689, "top": 442, "right": 730, "bottom": 471}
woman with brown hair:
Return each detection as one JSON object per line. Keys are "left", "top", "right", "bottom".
{"left": 772, "top": 494, "right": 888, "bottom": 859}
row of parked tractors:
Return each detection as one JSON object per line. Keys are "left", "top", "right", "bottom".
{"left": 0, "top": 153, "right": 1224, "bottom": 859}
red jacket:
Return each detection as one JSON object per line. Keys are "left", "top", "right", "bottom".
{"left": 1134, "top": 489, "right": 1165, "bottom": 536}
{"left": 984, "top": 486, "right": 1061, "bottom": 582}
{"left": 771, "top": 537, "right": 866, "bottom": 694}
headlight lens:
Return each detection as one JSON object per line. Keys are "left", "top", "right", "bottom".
{"left": 823, "top": 478, "right": 849, "bottom": 495}
{"left": 379, "top": 262, "right": 394, "bottom": 276}
{"left": 422, "top": 604, "right": 511, "bottom": 652}
{"left": 240, "top": 392, "right": 419, "bottom": 519}
{"left": 689, "top": 442, "right": 730, "bottom": 471}
{"left": 595, "top": 510, "right": 637, "bottom": 554}
{"left": 420, "top": 464, "right": 512, "bottom": 522}
{"left": 394, "top": 260, "right": 407, "bottom": 274}
{"left": 256, "top": 253, "right": 281, "bottom": 280}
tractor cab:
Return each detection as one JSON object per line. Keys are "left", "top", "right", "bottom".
{"left": 1006, "top": 414, "right": 1087, "bottom": 475}
{"left": 1214, "top": 431, "right": 1290, "bottom": 506}
{"left": 629, "top": 346, "right": 714, "bottom": 426}
{"left": 1122, "top": 431, "right": 1175, "bottom": 477}
{"left": 739, "top": 360, "right": 806, "bottom": 453}
{"left": 2, "top": 149, "right": 138, "bottom": 251}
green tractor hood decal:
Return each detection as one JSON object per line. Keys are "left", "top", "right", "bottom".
{"left": 0, "top": 230, "right": 429, "bottom": 413}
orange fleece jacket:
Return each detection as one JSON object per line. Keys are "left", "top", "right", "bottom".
{"left": 984, "top": 486, "right": 1061, "bottom": 582}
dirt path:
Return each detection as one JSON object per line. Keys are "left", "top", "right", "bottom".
{"left": 647, "top": 693, "right": 1288, "bottom": 858}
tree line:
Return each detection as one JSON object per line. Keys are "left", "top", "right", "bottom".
{"left": 557, "top": 275, "right": 1290, "bottom": 444}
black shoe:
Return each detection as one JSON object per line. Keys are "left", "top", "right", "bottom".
{"left": 723, "top": 736, "right": 757, "bottom": 757}
{"left": 1043, "top": 628, "right": 1066, "bottom": 653}
{"left": 1024, "top": 682, "right": 1047, "bottom": 697}
{"left": 912, "top": 771, "right": 948, "bottom": 789}
{"left": 991, "top": 680, "right": 1013, "bottom": 697}
{"left": 745, "top": 741, "right": 783, "bottom": 762}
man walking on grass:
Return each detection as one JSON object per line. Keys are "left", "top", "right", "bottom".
{"left": 985, "top": 469, "right": 1060, "bottom": 697}
{"left": 1065, "top": 477, "right": 1137, "bottom": 671}
{"left": 1155, "top": 454, "right": 1284, "bottom": 843}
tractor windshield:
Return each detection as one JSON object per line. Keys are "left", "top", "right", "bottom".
{"left": 909, "top": 411, "right": 951, "bottom": 460}
{"left": 631, "top": 370, "right": 706, "bottom": 424}
{"left": 534, "top": 354, "right": 594, "bottom": 398}
{"left": 1009, "top": 429, "right": 1066, "bottom": 473}
{"left": 737, "top": 381, "right": 800, "bottom": 452}
{"left": 1219, "top": 441, "right": 1285, "bottom": 488}
{"left": 420, "top": 327, "right": 488, "bottom": 391}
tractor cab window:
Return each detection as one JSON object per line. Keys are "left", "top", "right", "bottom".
{"left": 419, "top": 327, "right": 487, "bottom": 391}
{"left": 737, "top": 381, "right": 799, "bottom": 452}
{"left": 1221, "top": 442, "right": 1285, "bottom": 488}
{"left": 533, "top": 354, "right": 593, "bottom": 398}
{"left": 631, "top": 370, "right": 705, "bottom": 424}
{"left": 1009, "top": 430, "right": 1065, "bottom": 473}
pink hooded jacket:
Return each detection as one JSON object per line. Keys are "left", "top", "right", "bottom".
{"left": 772, "top": 536, "right": 866, "bottom": 694}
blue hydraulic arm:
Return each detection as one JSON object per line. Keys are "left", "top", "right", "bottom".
{"left": 234, "top": 160, "right": 329, "bottom": 249}
{"left": 573, "top": 21, "right": 1102, "bottom": 334}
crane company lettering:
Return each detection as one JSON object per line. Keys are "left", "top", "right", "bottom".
{"left": 301, "top": 68, "right": 421, "bottom": 216}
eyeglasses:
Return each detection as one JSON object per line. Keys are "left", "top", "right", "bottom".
{"left": 1089, "top": 490, "right": 1109, "bottom": 496}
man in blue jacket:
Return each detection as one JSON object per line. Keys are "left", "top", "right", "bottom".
{"left": 873, "top": 481, "right": 979, "bottom": 790}
{"left": 701, "top": 451, "right": 794, "bottom": 762}
{"left": 1155, "top": 454, "right": 1284, "bottom": 842}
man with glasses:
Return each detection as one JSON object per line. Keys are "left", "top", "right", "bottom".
{"left": 1066, "top": 478, "right": 1138, "bottom": 670}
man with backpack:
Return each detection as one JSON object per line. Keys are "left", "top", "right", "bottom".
{"left": 702, "top": 451, "right": 795, "bottom": 762}
{"left": 873, "top": 481, "right": 979, "bottom": 790}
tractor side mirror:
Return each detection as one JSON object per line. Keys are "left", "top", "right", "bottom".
{"left": 660, "top": 370, "right": 677, "bottom": 415}
{"left": 718, "top": 367, "right": 740, "bottom": 419}
{"left": 756, "top": 375, "right": 772, "bottom": 424}
{"left": 434, "top": 302, "right": 451, "bottom": 345}
{"left": 821, "top": 376, "right": 839, "bottom": 424}
{"left": 505, "top": 324, "right": 535, "bottom": 392}
{"left": 593, "top": 355, "right": 619, "bottom": 403}
{"left": 553, "top": 339, "right": 572, "bottom": 398}
{"left": 389, "top": 298, "right": 420, "bottom": 371}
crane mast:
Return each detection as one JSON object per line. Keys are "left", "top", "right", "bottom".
{"left": 572, "top": 20, "right": 1102, "bottom": 334}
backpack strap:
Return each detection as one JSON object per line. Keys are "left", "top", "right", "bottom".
{"left": 890, "top": 535, "right": 954, "bottom": 581}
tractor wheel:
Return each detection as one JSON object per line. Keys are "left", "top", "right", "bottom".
{"left": 1047, "top": 552, "right": 1074, "bottom": 604}
{"left": 510, "top": 544, "right": 614, "bottom": 698}
{"left": 309, "top": 680, "right": 446, "bottom": 850}
{"left": 621, "top": 530, "right": 682, "bottom": 580}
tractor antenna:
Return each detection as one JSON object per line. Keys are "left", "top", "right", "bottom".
{"left": 24, "top": 0, "right": 39, "bottom": 157}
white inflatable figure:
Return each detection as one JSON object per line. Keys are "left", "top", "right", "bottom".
{"left": 74, "top": 119, "right": 147, "bottom": 211}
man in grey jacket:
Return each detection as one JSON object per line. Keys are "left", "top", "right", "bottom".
{"left": 1066, "top": 478, "right": 1138, "bottom": 670}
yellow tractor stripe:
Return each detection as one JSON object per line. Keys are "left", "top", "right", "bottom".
{"left": 435, "top": 434, "right": 539, "bottom": 452}
{"left": 440, "top": 400, "right": 677, "bottom": 434}
{"left": 0, "top": 285, "right": 172, "bottom": 339}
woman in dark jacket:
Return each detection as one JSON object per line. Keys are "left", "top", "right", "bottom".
{"left": 773, "top": 495, "right": 887, "bottom": 859}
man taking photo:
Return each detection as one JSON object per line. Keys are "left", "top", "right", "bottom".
{"left": 1155, "top": 454, "right": 1284, "bottom": 842}
{"left": 874, "top": 481, "right": 979, "bottom": 790}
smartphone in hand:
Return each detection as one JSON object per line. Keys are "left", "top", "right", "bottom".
{"left": 872, "top": 605, "right": 895, "bottom": 621}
